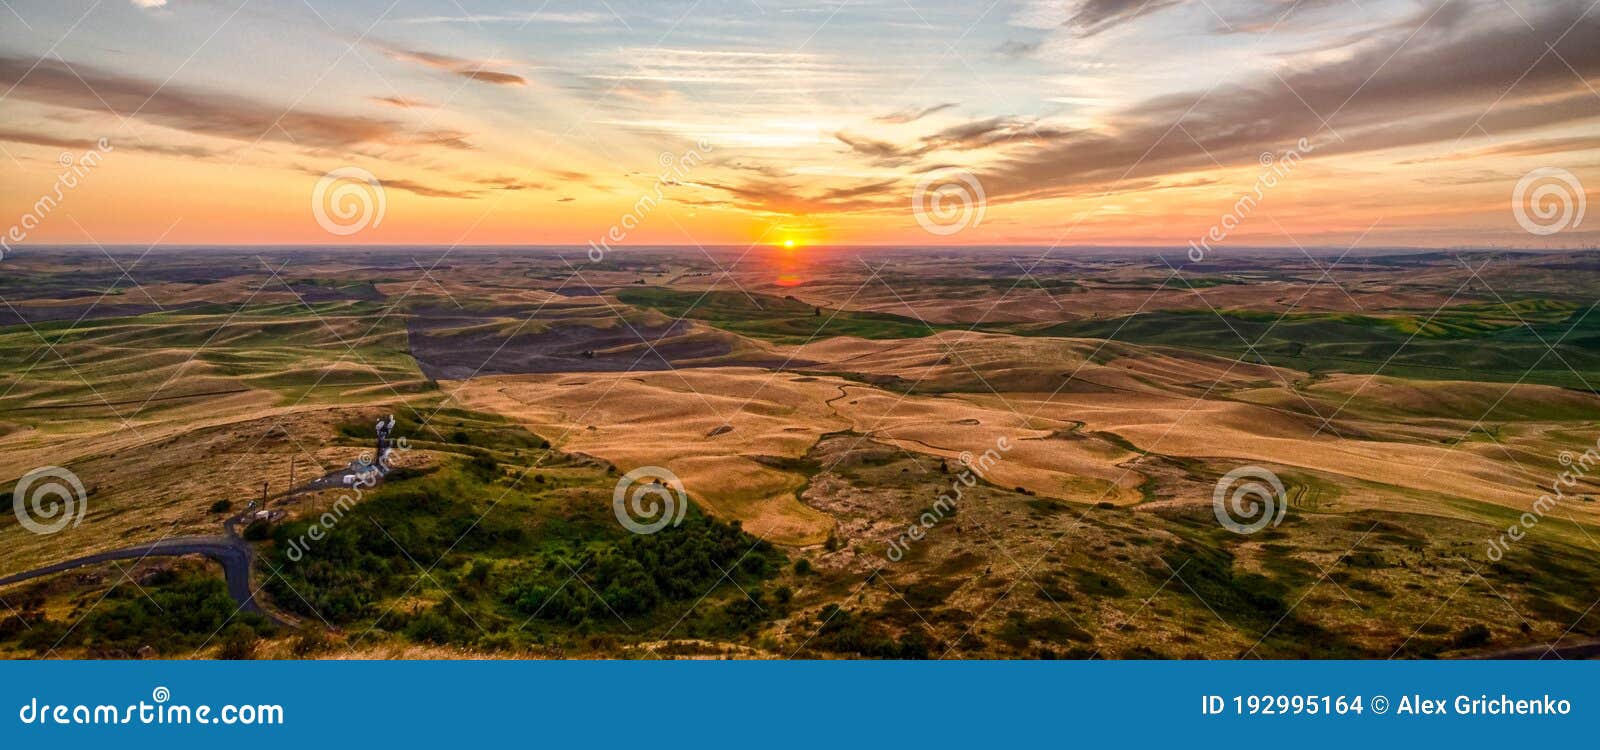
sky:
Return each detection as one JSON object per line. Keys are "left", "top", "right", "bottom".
{"left": 0, "top": 0, "right": 1596, "bottom": 249}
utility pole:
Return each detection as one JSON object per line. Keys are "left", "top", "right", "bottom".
{"left": 261, "top": 481, "right": 268, "bottom": 509}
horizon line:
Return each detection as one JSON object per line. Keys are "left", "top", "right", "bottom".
{"left": 8, "top": 242, "right": 1593, "bottom": 252}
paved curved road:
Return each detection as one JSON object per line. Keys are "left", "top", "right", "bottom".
{"left": 0, "top": 467, "right": 387, "bottom": 635}
{"left": 0, "top": 512, "right": 286, "bottom": 626}
{"left": 0, "top": 537, "right": 252, "bottom": 604}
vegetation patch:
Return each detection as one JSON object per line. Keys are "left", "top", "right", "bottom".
{"left": 618, "top": 288, "right": 949, "bottom": 344}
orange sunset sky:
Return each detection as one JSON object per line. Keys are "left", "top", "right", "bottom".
{"left": 1, "top": 0, "right": 1596, "bottom": 249}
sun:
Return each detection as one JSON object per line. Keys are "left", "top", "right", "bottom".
{"left": 783, "top": 239, "right": 796, "bottom": 249}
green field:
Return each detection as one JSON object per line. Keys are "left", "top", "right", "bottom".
{"left": 617, "top": 288, "right": 949, "bottom": 344}
{"left": 1019, "top": 301, "right": 1600, "bottom": 391}
{"left": 0, "top": 301, "right": 428, "bottom": 413}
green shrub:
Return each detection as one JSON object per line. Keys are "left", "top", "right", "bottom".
{"left": 217, "top": 627, "right": 258, "bottom": 660}
{"left": 1453, "top": 623, "right": 1492, "bottom": 650}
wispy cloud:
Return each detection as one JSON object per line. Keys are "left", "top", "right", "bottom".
{"left": 392, "top": 11, "right": 614, "bottom": 25}
{"left": 370, "top": 95, "right": 433, "bottom": 109}
{"left": 695, "top": 176, "right": 905, "bottom": 215}
{"left": 373, "top": 43, "right": 528, "bottom": 86}
{"left": 293, "top": 165, "right": 482, "bottom": 199}
{"left": 380, "top": 177, "right": 482, "bottom": 199}
{"left": 0, "top": 127, "right": 215, "bottom": 158}
{"left": 836, "top": 116, "right": 1064, "bottom": 166}
{"left": 874, "top": 102, "right": 958, "bottom": 124}
{"left": 473, "top": 175, "right": 545, "bottom": 191}
{"left": 0, "top": 55, "right": 473, "bottom": 150}
{"left": 995, "top": 39, "right": 1041, "bottom": 58}
{"left": 585, "top": 47, "right": 862, "bottom": 88}
{"left": 1397, "top": 136, "right": 1600, "bottom": 164}
{"left": 1065, "top": 0, "right": 1185, "bottom": 36}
